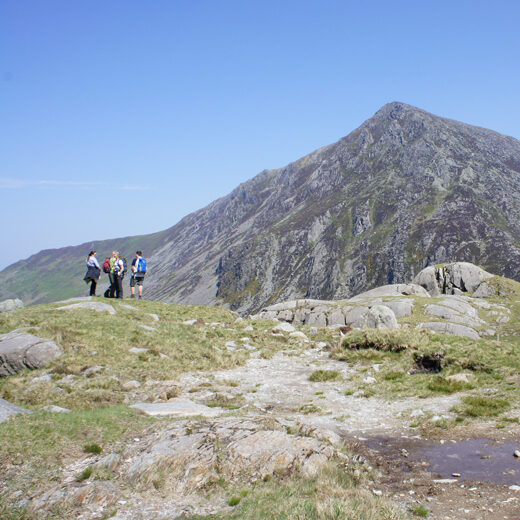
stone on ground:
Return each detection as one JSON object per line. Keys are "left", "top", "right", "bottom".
{"left": 0, "top": 332, "right": 62, "bottom": 376}
{"left": 56, "top": 302, "right": 116, "bottom": 315}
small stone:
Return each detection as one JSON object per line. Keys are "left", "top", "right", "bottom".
{"left": 272, "top": 322, "right": 295, "bottom": 334}
{"left": 83, "top": 366, "right": 105, "bottom": 378}
{"left": 309, "top": 327, "right": 318, "bottom": 335}
{"left": 42, "top": 405, "right": 71, "bottom": 413}
{"left": 509, "top": 485, "right": 520, "bottom": 491}
{"left": 31, "top": 374, "right": 52, "bottom": 383}
{"left": 138, "top": 325, "right": 157, "bottom": 331}
{"left": 363, "top": 376, "right": 376, "bottom": 384}
{"left": 372, "top": 489, "right": 383, "bottom": 496}
{"left": 129, "top": 347, "right": 149, "bottom": 354}
{"left": 514, "top": 450, "right": 520, "bottom": 458}
{"left": 147, "top": 313, "right": 160, "bottom": 321}
{"left": 452, "top": 473, "right": 461, "bottom": 477}
{"left": 183, "top": 319, "right": 198, "bottom": 326}
{"left": 123, "top": 380, "right": 141, "bottom": 390}
{"left": 244, "top": 325, "right": 254, "bottom": 332}
{"left": 225, "top": 341, "right": 238, "bottom": 348}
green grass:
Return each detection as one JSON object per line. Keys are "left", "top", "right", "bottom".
{"left": 0, "top": 300, "right": 292, "bottom": 410}
{"left": 187, "top": 463, "right": 408, "bottom": 520}
{"left": 458, "top": 396, "right": 511, "bottom": 417}
{"left": 309, "top": 370, "right": 340, "bottom": 382}
{"left": 330, "top": 327, "right": 520, "bottom": 414}
{"left": 412, "top": 504, "right": 429, "bottom": 517}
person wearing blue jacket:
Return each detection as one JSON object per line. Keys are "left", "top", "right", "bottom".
{"left": 130, "top": 250, "right": 146, "bottom": 299}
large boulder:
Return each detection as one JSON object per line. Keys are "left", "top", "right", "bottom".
{"left": 349, "top": 283, "right": 429, "bottom": 300}
{"left": 413, "top": 262, "right": 493, "bottom": 296}
{"left": 0, "top": 332, "right": 62, "bottom": 377}
{"left": 0, "top": 299, "right": 24, "bottom": 313}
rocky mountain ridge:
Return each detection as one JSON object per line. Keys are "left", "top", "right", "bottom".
{"left": 2, "top": 102, "right": 520, "bottom": 311}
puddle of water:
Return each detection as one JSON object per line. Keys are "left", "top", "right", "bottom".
{"left": 416, "top": 439, "right": 520, "bottom": 485}
{"left": 367, "top": 437, "right": 520, "bottom": 485}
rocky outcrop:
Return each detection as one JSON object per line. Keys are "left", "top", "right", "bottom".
{"left": 254, "top": 265, "right": 517, "bottom": 339}
{"left": 413, "top": 262, "right": 494, "bottom": 296}
{"left": 0, "top": 298, "right": 23, "bottom": 313}
{"left": 0, "top": 332, "right": 62, "bottom": 377}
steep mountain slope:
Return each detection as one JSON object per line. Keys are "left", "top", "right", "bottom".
{"left": 2, "top": 102, "right": 520, "bottom": 310}
{"left": 145, "top": 102, "right": 520, "bottom": 312}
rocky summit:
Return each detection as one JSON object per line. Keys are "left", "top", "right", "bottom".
{"left": 2, "top": 102, "right": 520, "bottom": 311}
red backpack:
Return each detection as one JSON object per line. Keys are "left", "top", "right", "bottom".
{"left": 102, "top": 257, "right": 111, "bottom": 273}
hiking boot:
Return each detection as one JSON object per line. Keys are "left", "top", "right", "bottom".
{"left": 130, "top": 294, "right": 135, "bottom": 298}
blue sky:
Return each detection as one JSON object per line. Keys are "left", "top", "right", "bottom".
{"left": 1, "top": 0, "right": 520, "bottom": 270}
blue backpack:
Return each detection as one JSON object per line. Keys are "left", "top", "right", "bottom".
{"left": 137, "top": 258, "right": 147, "bottom": 273}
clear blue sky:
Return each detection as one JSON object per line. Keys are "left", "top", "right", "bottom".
{"left": 2, "top": 0, "right": 519, "bottom": 270}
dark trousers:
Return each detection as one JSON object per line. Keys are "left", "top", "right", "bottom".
{"left": 114, "top": 274, "right": 124, "bottom": 299}
{"left": 88, "top": 279, "right": 97, "bottom": 296}
{"left": 108, "top": 273, "right": 116, "bottom": 298}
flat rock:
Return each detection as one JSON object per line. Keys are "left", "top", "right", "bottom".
{"left": 131, "top": 399, "right": 223, "bottom": 417}
{"left": 416, "top": 321, "right": 480, "bottom": 339}
{"left": 120, "top": 304, "right": 138, "bottom": 310}
{"left": 147, "top": 313, "right": 160, "bottom": 321}
{"left": 0, "top": 397, "right": 32, "bottom": 423}
{"left": 138, "top": 325, "right": 157, "bottom": 331}
{"left": 0, "top": 332, "right": 62, "bottom": 377}
{"left": 42, "top": 405, "right": 71, "bottom": 413}
{"left": 381, "top": 300, "right": 414, "bottom": 318}
{"left": 0, "top": 298, "right": 24, "bottom": 313}
{"left": 349, "top": 283, "right": 429, "bottom": 299}
{"left": 272, "top": 322, "right": 296, "bottom": 334}
{"left": 56, "top": 302, "right": 116, "bottom": 315}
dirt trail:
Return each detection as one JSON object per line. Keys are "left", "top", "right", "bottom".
{"left": 174, "top": 345, "right": 520, "bottom": 519}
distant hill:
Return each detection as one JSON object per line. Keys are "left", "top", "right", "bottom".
{"left": 2, "top": 102, "right": 520, "bottom": 311}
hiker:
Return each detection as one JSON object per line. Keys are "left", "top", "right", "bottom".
{"left": 130, "top": 250, "right": 147, "bottom": 299}
{"left": 113, "top": 253, "right": 125, "bottom": 299}
{"left": 84, "top": 251, "right": 101, "bottom": 296}
{"left": 103, "top": 251, "right": 118, "bottom": 298}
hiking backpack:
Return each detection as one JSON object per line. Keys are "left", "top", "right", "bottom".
{"left": 102, "top": 257, "right": 111, "bottom": 273}
{"left": 137, "top": 258, "right": 147, "bottom": 273}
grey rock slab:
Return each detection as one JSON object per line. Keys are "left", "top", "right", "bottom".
{"left": 56, "top": 302, "right": 116, "bottom": 315}
{"left": 344, "top": 306, "right": 370, "bottom": 328}
{"left": 472, "top": 282, "right": 496, "bottom": 298}
{"left": 0, "top": 332, "right": 62, "bottom": 377}
{"left": 138, "top": 325, "right": 157, "bottom": 331}
{"left": 42, "top": 405, "right": 71, "bottom": 413}
{"left": 437, "top": 297, "right": 479, "bottom": 317}
{"left": 381, "top": 300, "right": 414, "bottom": 318}
{"left": 349, "top": 283, "right": 429, "bottom": 300}
{"left": 147, "top": 313, "right": 160, "bottom": 321}
{"left": 83, "top": 366, "right": 105, "bottom": 378}
{"left": 120, "top": 304, "right": 138, "bottom": 310}
{"left": 129, "top": 347, "right": 149, "bottom": 354}
{"left": 328, "top": 308, "right": 346, "bottom": 326}
{"left": 0, "top": 398, "right": 32, "bottom": 423}
{"left": 364, "top": 305, "right": 398, "bottom": 329}
{"left": 305, "top": 312, "right": 327, "bottom": 327}
{"left": 131, "top": 399, "right": 223, "bottom": 417}
{"left": 424, "top": 304, "right": 483, "bottom": 328}
{"left": 56, "top": 296, "right": 94, "bottom": 303}
{"left": 272, "top": 322, "right": 295, "bottom": 334}
{"left": 416, "top": 322, "right": 480, "bottom": 339}
{"left": 0, "top": 298, "right": 24, "bottom": 313}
